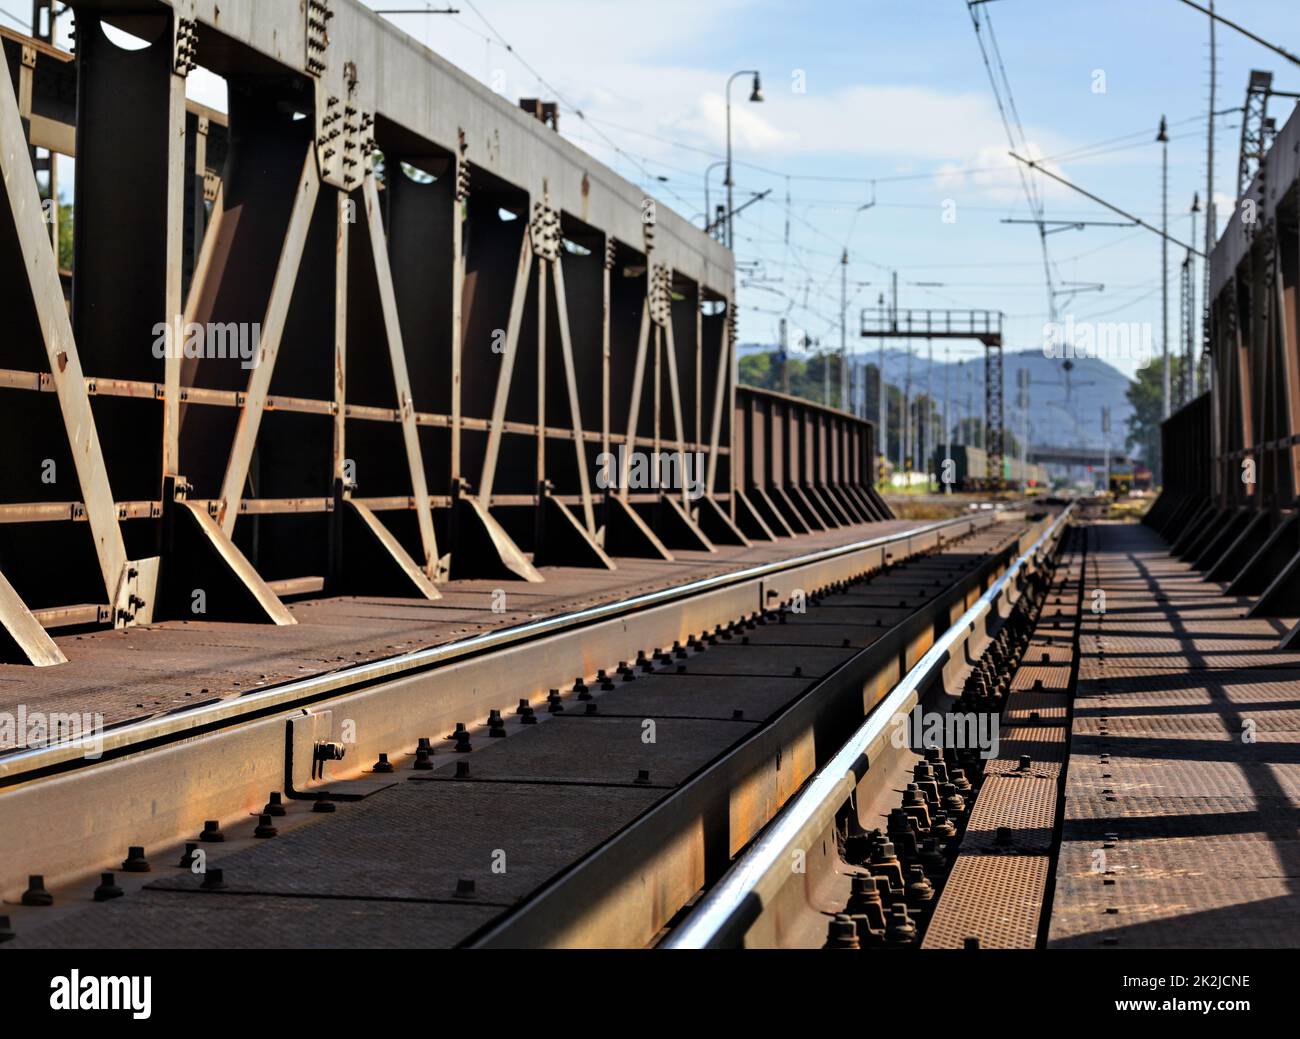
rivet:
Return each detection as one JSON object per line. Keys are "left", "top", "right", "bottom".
{"left": 21, "top": 875, "right": 52, "bottom": 907}
{"left": 201, "top": 868, "right": 226, "bottom": 891}
{"left": 371, "top": 753, "right": 394, "bottom": 773}
{"left": 121, "top": 846, "right": 150, "bottom": 873}
{"left": 313, "top": 798, "right": 336, "bottom": 813}
{"left": 199, "top": 820, "right": 225, "bottom": 843}
{"left": 94, "top": 873, "right": 124, "bottom": 902}
{"left": 254, "top": 814, "right": 278, "bottom": 838}
{"left": 263, "top": 792, "right": 287, "bottom": 817}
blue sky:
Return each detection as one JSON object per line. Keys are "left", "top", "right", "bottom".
{"left": 9, "top": 0, "right": 1295, "bottom": 383}
{"left": 356, "top": 0, "right": 1296, "bottom": 380}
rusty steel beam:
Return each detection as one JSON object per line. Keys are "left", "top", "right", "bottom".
{"left": 0, "top": 7, "right": 888, "bottom": 668}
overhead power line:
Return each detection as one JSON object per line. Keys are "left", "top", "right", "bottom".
{"left": 1175, "top": 0, "right": 1300, "bottom": 69}
{"left": 1008, "top": 152, "right": 1206, "bottom": 256}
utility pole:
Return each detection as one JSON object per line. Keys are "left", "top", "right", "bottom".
{"left": 965, "top": 364, "right": 974, "bottom": 448}
{"left": 943, "top": 346, "right": 952, "bottom": 495}
{"left": 876, "top": 293, "right": 887, "bottom": 483}
{"left": 1158, "top": 115, "right": 1171, "bottom": 424}
{"left": 902, "top": 347, "right": 914, "bottom": 480}
{"left": 1204, "top": 2, "right": 1216, "bottom": 392}
{"left": 1190, "top": 192, "right": 1200, "bottom": 397}
{"left": 840, "top": 249, "right": 849, "bottom": 411}
{"left": 1102, "top": 405, "right": 1112, "bottom": 493}
{"left": 923, "top": 340, "right": 933, "bottom": 488}
{"left": 779, "top": 318, "right": 790, "bottom": 395}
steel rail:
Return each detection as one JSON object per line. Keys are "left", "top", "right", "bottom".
{"left": 0, "top": 511, "right": 1004, "bottom": 784}
{"left": 664, "top": 502, "right": 1074, "bottom": 949}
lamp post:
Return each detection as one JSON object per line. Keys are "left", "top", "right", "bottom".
{"left": 724, "top": 70, "right": 763, "bottom": 250}
{"left": 1157, "top": 115, "right": 1170, "bottom": 424}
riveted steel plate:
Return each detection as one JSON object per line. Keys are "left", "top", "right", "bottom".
{"left": 1009, "top": 664, "right": 1072, "bottom": 692}
{"left": 420, "top": 715, "right": 758, "bottom": 787}
{"left": 983, "top": 759, "right": 1063, "bottom": 779}
{"left": 1061, "top": 795, "right": 1300, "bottom": 835}
{"left": 1055, "top": 836, "right": 1300, "bottom": 882}
{"left": 1073, "top": 712, "right": 1300, "bottom": 734}
{"left": 989, "top": 724, "right": 1067, "bottom": 762}
{"left": 739, "top": 622, "right": 888, "bottom": 650}
{"left": 1081, "top": 633, "right": 1300, "bottom": 670}
{"left": 675, "top": 643, "right": 855, "bottom": 679}
{"left": 4, "top": 889, "right": 504, "bottom": 949}
{"left": 1074, "top": 668, "right": 1300, "bottom": 707}
{"left": 1048, "top": 873, "right": 1300, "bottom": 948}
{"left": 1094, "top": 619, "right": 1276, "bottom": 636}
{"left": 960, "top": 775, "right": 1058, "bottom": 853}
{"left": 783, "top": 606, "right": 911, "bottom": 630}
{"left": 920, "top": 854, "right": 1049, "bottom": 949}
{"left": 569, "top": 673, "right": 811, "bottom": 722}
{"left": 1024, "top": 645, "right": 1076, "bottom": 664}
{"left": 1083, "top": 604, "right": 1238, "bottom": 622}
{"left": 147, "top": 780, "right": 661, "bottom": 906}
{"left": 1002, "top": 689, "right": 1069, "bottom": 721}
{"left": 1065, "top": 747, "right": 1300, "bottom": 799}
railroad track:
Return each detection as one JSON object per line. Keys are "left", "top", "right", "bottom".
{"left": 1, "top": 508, "right": 1059, "bottom": 949}
{"left": 666, "top": 503, "right": 1077, "bottom": 949}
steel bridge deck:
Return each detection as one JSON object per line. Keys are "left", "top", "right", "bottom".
{"left": 0, "top": 517, "right": 921, "bottom": 753}
{"left": 1048, "top": 522, "right": 1300, "bottom": 949}
{"left": 1, "top": 520, "right": 1023, "bottom": 948}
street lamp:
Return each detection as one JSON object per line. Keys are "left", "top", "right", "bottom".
{"left": 725, "top": 70, "right": 763, "bottom": 250}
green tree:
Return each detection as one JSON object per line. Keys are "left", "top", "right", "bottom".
{"left": 739, "top": 351, "right": 776, "bottom": 391}
{"left": 58, "top": 202, "right": 74, "bottom": 272}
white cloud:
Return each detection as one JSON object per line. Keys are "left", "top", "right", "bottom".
{"left": 934, "top": 144, "right": 1074, "bottom": 204}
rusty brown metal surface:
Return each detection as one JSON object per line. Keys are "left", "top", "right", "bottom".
{"left": 917, "top": 521, "right": 1084, "bottom": 949}
{"left": 1048, "top": 522, "right": 1300, "bottom": 949}
{"left": 661, "top": 508, "right": 1070, "bottom": 949}
{"left": 0, "top": 518, "right": 1025, "bottom": 948}
{"left": 0, "top": 517, "right": 921, "bottom": 751}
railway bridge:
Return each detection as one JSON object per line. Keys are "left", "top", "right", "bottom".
{"left": 0, "top": 0, "right": 1296, "bottom": 974}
